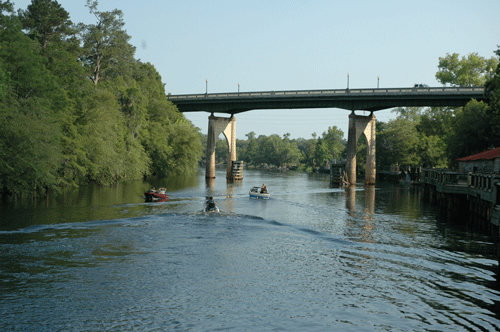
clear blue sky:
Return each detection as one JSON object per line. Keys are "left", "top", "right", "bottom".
{"left": 13, "top": 0, "right": 500, "bottom": 139}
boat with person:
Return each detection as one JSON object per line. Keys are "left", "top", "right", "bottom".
{"left": 203, "top": 206, "right": 220, "bottom": 213}
{"left": 249, "top": 185, "right": 270, "bottom": 199}
{"left": 144, "top": 187, "right": 169, "bottom": 202}
{"left": 204, "top": 196, "right": 220, "bottom": 213}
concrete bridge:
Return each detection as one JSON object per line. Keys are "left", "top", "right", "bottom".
{"left": 167, "top": 86, "right": 485, "bottom": 184}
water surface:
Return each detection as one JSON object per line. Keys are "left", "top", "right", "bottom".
{"left": 1, "top": 169, "right": 499, "bottom": 331}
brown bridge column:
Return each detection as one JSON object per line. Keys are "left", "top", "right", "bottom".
{"left": 206, "top": 114, "right": 236, "bottom": 179}
{"left": 346, "top": 112, "right": 376, "bottom": 185}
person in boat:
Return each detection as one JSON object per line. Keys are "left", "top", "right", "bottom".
{"left": 260, "top": 184, "right": 267, "bottom": 193}
{"left": 206, "top": 196, "right": 216, "bottom": 210}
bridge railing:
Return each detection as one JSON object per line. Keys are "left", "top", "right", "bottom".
{"left": 167, "top": 87, "right": 484, "bottom": 100}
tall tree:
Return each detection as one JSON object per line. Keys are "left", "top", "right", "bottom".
{"left": 446, "top": 100, "right": 490, "bottom": 163}
{"left": 78, "top": 88, "right": 129, "bottom": 185}
{"left": 0, "top": 2, "right": 66, "bottom": 111}
{"left": 78, "top": 0, "right": 136, "bottom": 86}
{"left": 18, "top": 0, "right": 73, "bottom": 51}
{"left": 137, "top": 62, "right": 202, "bottom": 175}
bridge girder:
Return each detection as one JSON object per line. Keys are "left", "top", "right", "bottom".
{"left": 168, "top": 87, "right": 485, "bottom": 114}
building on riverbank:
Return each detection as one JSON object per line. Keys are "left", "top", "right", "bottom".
{"left": 457, "top": 147, "right": 500, "bottom": 173}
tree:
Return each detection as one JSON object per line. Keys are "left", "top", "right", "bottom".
{"left": 78, "top": 0, "right": 136, "bottom": 85}
{"left": 313, "top": 127, "right": 345, "bottom": 167}
{"left": 418, "top": 134, "right": 448, "bottom": 168}
{"left": 137, "top": 62, "right": 203, "bottom": 176}
{"left": 0, "top": 3, "right": 66, "bottom": 112}
{"left": 18, "top": 0, "right": 73, "bottom": 51}
{"left": 436, "top": 52, "right": 498, "bottom": 87}
{"left": 484, "top": 46, "right": 500, "bottom": 148}
{"left": 446, "top": 100, "right": 491, "bottom": 163}
{"left": 320, "top": 126, "right": 345, "bottom": 162}
{"left": 378, "top": 116, "right": 421, "bottom": 166}
{"left": 294, "top": 135, "right": 316, "bottom": 167}
{"left": 244, "top": 131, "right": 259, "bottom": 165}
{"left": 77, "top": 88, "right": 129, "bottom": 185}
{"left": 0, "top": 89, "right": 63, "bottom": 196}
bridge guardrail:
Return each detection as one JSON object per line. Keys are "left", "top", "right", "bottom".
{"left": 167, "top": 87, "right": 484, "bottom": 101}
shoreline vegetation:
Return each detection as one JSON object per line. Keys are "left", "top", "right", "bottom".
{"left": 1, "top": 1, "right": 499, "bottom": 200}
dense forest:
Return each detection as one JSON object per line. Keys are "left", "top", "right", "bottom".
{"left": 1, "top": 0, "right": 500, "bottom": 199}
{"left": 0, "top": 0, "right": 203, "bottom": 197}
{"left": 209, "top": 51, "right": 500, "bottom": 173}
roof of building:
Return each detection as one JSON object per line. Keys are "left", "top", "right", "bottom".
{"left": 457, "top": 147, "right": 500, "bottom": 161}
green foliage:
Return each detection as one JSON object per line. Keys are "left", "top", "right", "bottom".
{"left": 0, "top": 61, "right": 8, "bottom": 99}
{"left": 137, "top": 62, "right": 203, "bottom": 176}
{"left": 78, "top": 89, "right": 126, "bottom": 185}
{"left": 0, "top": 10, "right": 66, "bottom": 112}
{"left": 446, "top": 100, "right": 490, "bottom": 163}
{"left": 484, "top": 46, "right": 500, "bottom": 148}
{"left": 0, "top": 1, "right": 204, "bottom": 197}
{"left": 2, "top": 0, "right": 499, "bottom": 199}
{"left": 378, "top": 116, "right": 421, "bottom": 166}
{"left": 418, "top": 134, "right": 448, "bottom": 168}
{"left": 0, "top": 89, "right": 63, "bottom": 196}
{"left": 236, "top": 130, "right": 343, "bottom": 169}
{"left": 436, "top": 52, "right": 498, "bottom": 87}
{"left": 18, "top": 0, "right": 73, "bottom": 50}
{"left": 314, "top": 126, "right": 345, "bottom": 166}
{"left": 294, "top": 135, "right": 317, "bottom": 167}
{"left": 77, "top": 1, "right": 136, "bottom": 85}
{"left": 164, "top": 119, "right": 203, "bottom": 175}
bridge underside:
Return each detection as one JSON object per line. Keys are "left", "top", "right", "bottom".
{"left": 170, "top": 88, "right": 484, "bottom": 115}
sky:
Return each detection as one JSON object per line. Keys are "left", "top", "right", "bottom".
{"left": 13, "top": 0, "right": 500, "bottom": 140}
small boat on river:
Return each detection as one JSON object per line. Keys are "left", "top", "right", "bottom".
{"left": 144, "top": 188, "right": 169, "bottom": 202}
{"left": 203, "top": 206, "right": 220, "bottom": 213}
{"left": 249, "top": 186, "right": 270, "bottom": 199}
{"left": 204, "top": 196, "right": 220, "bottom": 213}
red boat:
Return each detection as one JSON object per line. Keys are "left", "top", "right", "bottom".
{"left": 144, "top": 188, "right": 169, "bottom": 202}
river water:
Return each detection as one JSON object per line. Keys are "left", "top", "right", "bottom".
{"left": 1, "top": 168, "right": 500, "bottom": 331}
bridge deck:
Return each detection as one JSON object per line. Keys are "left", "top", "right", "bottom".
{"left": 167, "top": 87, "right": 484, "bottom": 114}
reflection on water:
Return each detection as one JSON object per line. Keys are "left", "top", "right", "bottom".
{"left": 346, "top": 185, "right": 356, "bottom": 214}
{"left": 364, "top": 185, "right": 375, "bottom": 218}
{"left": 1, "top": 169, "right": 500, "bottom": 331}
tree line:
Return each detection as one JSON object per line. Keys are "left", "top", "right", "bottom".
{"left": 0, "top": 0, "right": 203, "bottom": 198}
{"left": 208, "top": 51, "right": 500, "bottom": 172}
{"left": 2, "top": 1, "right": 500, "bottom": 199}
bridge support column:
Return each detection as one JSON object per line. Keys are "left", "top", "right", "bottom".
{"left": 206, "top": 114, "right": 236, "bottom": 179}
{"left": 346, "top": 112, "right": 377, "bottom": 185}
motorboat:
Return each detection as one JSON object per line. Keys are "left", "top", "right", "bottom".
{"left": 249, "top": 186, "right": 270, "bottom": 199}
{"left": 203, "top": 206, "right": 220, "bottom": 213}
{"left": 204, "top": 196, "right": 220, "bottom": 213}
{"left": 144, "top": 188, "right": 169, "bottom": 202}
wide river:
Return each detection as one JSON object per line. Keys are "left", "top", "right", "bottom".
{"left": 1, "top": 168, "right": 500, "bottom": 331}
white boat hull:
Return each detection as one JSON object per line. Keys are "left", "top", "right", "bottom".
{"left": 249, "top": 187, "right": 270, "bottom": 199}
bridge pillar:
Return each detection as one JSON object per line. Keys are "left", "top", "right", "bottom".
{"left": 346, "top": 112, "right": 377, "bottom": 185}
{"left": 206, "top": 114, "right": 236, "bottom": 179}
